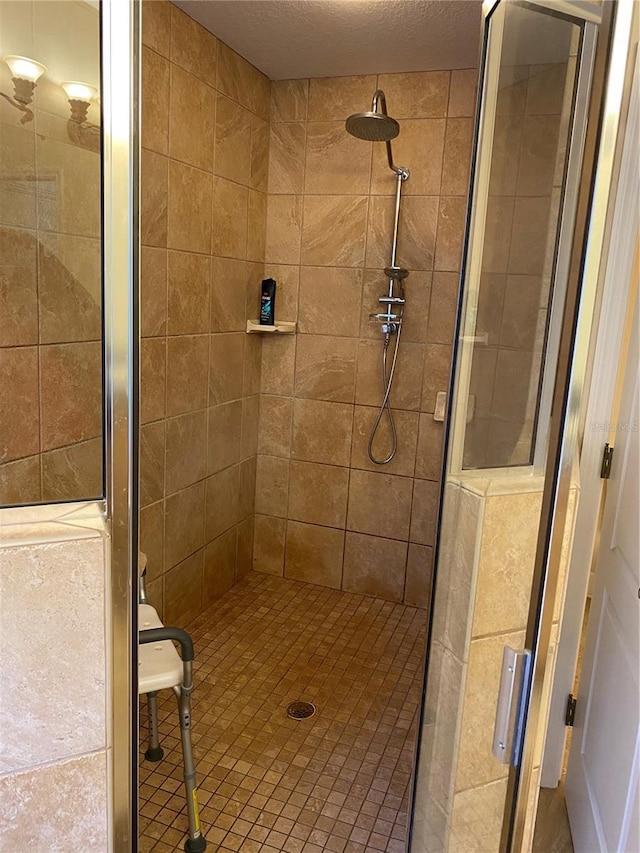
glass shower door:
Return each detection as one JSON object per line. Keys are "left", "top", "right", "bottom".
{"left": 408, "top": 0, "right": 604, "bottom": 850}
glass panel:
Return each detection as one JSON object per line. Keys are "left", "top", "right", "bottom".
{"left": 410, "top": 4, "right": 585, "bottom": 852}
{"left": 0, "top": 0, "right": 103, "bottom": 506}
{"left": 463, "top": 4, "right": 579, "bottom": 470}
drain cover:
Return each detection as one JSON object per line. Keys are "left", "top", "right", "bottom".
{"left": 286, "top": 700, "right": 316, "bottom": 720}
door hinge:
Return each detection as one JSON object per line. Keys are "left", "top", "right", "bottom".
{"left": 565, "top": 693, "right": 577, "bottom": 727}
{"left": 600, "top": 443, "right": 614, "bottom": 478}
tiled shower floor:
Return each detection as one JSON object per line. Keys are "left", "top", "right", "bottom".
{"left": 139, "top": 572, "right": 427, "bottom": 852}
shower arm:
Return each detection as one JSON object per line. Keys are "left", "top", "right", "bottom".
{"left": 372, "top": 90, "right": 409, "bottom": 180}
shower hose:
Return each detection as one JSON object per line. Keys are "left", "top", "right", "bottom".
{"left": 367, "top": 322, "right": 403, "bottom": 465}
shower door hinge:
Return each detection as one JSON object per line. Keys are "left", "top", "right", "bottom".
{"left": 600, "top": 443, "right": 614, "bottom": 479}
{"left": 565, "top": 693, "right": 577, "bottom": 727}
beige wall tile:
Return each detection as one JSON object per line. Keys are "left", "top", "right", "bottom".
{"left": 166, "top": 334, "right": 209, "bottom": 416}
{"left": 268, "top": 121, "right": 306, "bottom": 194}
{"left": 204, "top": 527, "right": 238, "bottom": 606}
{"left": 291, "top": 399, "right": 353, "bottom": 466}
{"left": 205, "top": 464, "right": 240, "bottom": 542}
{"left": 164, "top": 547, "right": 204, "bottom": 626}
{"left": 0, "top": 346, "right": 39, "bottom": 462}
{"left": 209, "top": 332, "right": 244, "bottom": 405}
{"left": 170, "top": 4, "right": 217, "bottom": 87}
{"left": 37, "top": 233, "right": 101, "bottom": 345}
{"left": 356, "top": 340, "right": 424, "bottom": 411}
{"left": 167, "top": 160, "right": 212, "bottom": 254}
{"left": 435, "top": 196, "right": 466, "bottom": 272}
{"left": 500, "top": 275, "right": 542, "bottom": 350}
{"left": 207, "top": 400, "right": 243, "bottom": 474}
{"left": 258, "top": 395, "right": 292, "bottom": 457}
{"left": 343, "top": 531, "right": 407, "bottom": 602}
{"left": 347, "top": 468, "right": 413, "bottom": 540}
{"left": 476, "top": 274, "right": 506, "bottom": 347}
{"left": 240, "top": 454, "right": 257, "bottom": 520}
{"left": 294, "top": 335, "right": 358, "bottom": 403}
{"left": 142, "top": 0, "right": 171, "bottom": 57}
{"left": 302, "top": 196, "right": 368, "bottom": 268}
{"left": 241, "top": 393, "right": 260, "bottom": 459}
{"left": 0, "top": 227, "right": 38, "bottom": 347}
{"left": 169, "top": 65, "right": 215, "bottom": 173}
{"left": 370, "top": 119, "right": 445, "bottom": 197}
{"left": 243, "top": 335, "right": 262, "bottom": 396}
{"left": 516, "top": 115, "right": 561, "bottom": 197}
{"left": 308, "top": 75, "right": 377, "bottom": 121}
{"left": 427, "top": 273, "right": 459, "bottom": 346}
{"left": 165, "top": 410, "right": 207, "bottom": 495}
{"left": 366, "top": 195, "right": 437, "bottom": 271}
{"left": 350, "top": 405, "right": 418, "bottom": 477}
{"left": 481, "top": 197, "right": 514, "bottom": 274}
{"left": 377, "top": 71, "right": 450, "bottom": 118}
{"left": 0, "top": 538, "right": 106, "bottom": 769}
{"left": 253, "top": 514, "right": 285, "bottom": 576}
{"left": 167, "top": 250, "right": 210, "bottom": 335}
{"left": 236, "top": 515, "right": 254, "bottom": 576}
{"left": 526, "top": 63, "right": 567, "bottom": 116}
{"left": 0, "top": 753, "right": 108, "bottom": 848}
{"left": 142, "top": 45, "right": 170, "bottom": 155}
{"left": 489, "top": 115, "right": 523, "bottom": 196}
{"left": 410, "top": 478, "right": 439, "bottom": 546}
{"left": 250, "top": 115, "right": 270, "bottom": 193}
{"left": 298, "top": 267, "right": 362, "bottom": 337}
{"left": 140, "top": 499, "right": 165, "bottom": 580}
{"left": 140, "top": 246, "right": 168, "bottom": 337}
{"left": 0, "top": 456, "right": 41, "bottom": 505}
{"left": 496, "top": 66, "right": 529, "bottom": 117}
{"left": 247, "top": 190, "right": 267, "bottom": 263}
{"left": 508, "top": 197, "right": 551, "bottom": 276}
{"left": 271, "top": 79, "right": 309, "bottom": 122}
{"left": 255, "top": 455, "right": 289, "bottom": 517}
{"left": 441, "top": 118, "right": 473, "bottom": 196}
{"left": 448, "top": 68, "right": 478, "bottom": 118}
{"left": 405, "top": 543, "right": 433, "bottom": 608}
{"left": 164, "top": 480, "right": 205, "bottom": 569}
{"left": 35, "top": 137, "right": 100, "bottom": 239}
{"left": 415, "top": 414, "right": 444, "bottom": 481}
{"left": 140, "top": 420, "right": 165, "bottom": 506}
{"left": 305, "top": 121, "right": 371, "bottom": 195}
{"left": 41, "top": 439, "right": 102, "bottom": 503}
{"left": 252, "top": 71, "right": 271, "bottom": 122}
{"left": 40, "top": 342, "right": 101, "bottom": 452}
{"left": 211, "top": 176, "right": 248, "bottom": 259}
{"left": 145, "top": 576, "right": 164, "bottom": 617}
{"left": 211, "top": 257, "right": 247, "bottom": 332}
{"left": 140, "top": 337, "right": 166, "bottom": 424}
{"left": 288, "top": 460, "right": 349, "bottom": 528}
{"left": 265, "top": 194, "right": 303, "bottom": 264}
{"left": 260, "top": 336, "right": 296, "bottom": 395}
{"left": 421, "top": 342, "right": 453, "bottom": 413}
{"left": 217, "top": 42, "right": 254, "bottom": 110}
{"left": 141, "top": 148, "right": 168, "bottom": 248}
{"left": 472, "top": 491, "right": 543, "bottom": 637}
{"left": 285, "top": 521, "right": 344, "bottom": 588}
{"left": 215, "top": 95, "right": 252, "bottom": 185}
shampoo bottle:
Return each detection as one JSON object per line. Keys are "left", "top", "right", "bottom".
{"left": 260, "top": 278, "right": 276, "bottom": 325}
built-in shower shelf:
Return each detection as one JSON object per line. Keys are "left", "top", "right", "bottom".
{"left": 246, "top": 320, "right": 297, "bottom": 335}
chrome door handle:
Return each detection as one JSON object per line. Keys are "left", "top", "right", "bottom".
{"left": 492, "top": 646, "right": 532, "bottom": 766}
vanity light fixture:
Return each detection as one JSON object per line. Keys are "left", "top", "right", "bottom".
{"left": 61, "top": 80, "right": 97, "bottom": 123}
{"left": 1, "top": 54, "right": 47, "bottom": 123}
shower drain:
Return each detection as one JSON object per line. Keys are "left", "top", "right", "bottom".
{"left": 286, "top": 700, "right": 316, "bottom": 720}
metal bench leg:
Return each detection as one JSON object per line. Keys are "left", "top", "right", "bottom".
{"left": 145, "top": 692, "right": 164, "bottom": 762}
{"left": 173, "top": 677, "right": 206, "bottom": 852}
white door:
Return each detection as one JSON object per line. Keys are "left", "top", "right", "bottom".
{"left": 564, "top": 287, "right": 639, "bottom": 852}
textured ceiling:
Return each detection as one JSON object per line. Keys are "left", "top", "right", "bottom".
{"left": 174, "top": 0, "right": 483, "bottom": 80}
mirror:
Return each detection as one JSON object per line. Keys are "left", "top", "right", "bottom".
{"left": 0, "top": 0, "right": 103, "bottom": 506}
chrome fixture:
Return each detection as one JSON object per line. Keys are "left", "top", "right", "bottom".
{"left": 346, "top": 90, "right": 410, "bottom": 464}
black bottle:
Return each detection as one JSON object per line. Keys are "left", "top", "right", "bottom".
{"left": 259, "top": 278, "right": 276, "bottom": 325}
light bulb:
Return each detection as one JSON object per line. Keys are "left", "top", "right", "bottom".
{"left": 3, "top": 55, "right": 46, "bottom": 82}
{"left": 61, "top": 81, "right": 97, "bottom": 102}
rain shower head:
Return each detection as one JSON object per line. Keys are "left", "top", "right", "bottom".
{"left": 345, "top": 89, "right": 408, "bottom": 180}
{"left": 345, "top": 110, "right": 399, "bottom": 142}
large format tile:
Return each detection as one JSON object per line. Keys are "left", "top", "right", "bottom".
{"left": 0, "top": 346, "right": 39, "bottom": 463}
{"left": 167, "top": 160, "right": 212, "bottom": 254}
{"left": 291, "top": 398, "right": 353, "bottom": 466}
{"left": 167, "top": 250, "right": 210, "bottom": 335}
{"left": 169, "top": 64, "right": 214, "bottom": 172}
{"left": 268, "top": 121, "right": 306, "bottom": 194}
{"left": 370, "top": 119, "right": 445, "bottom": 197}
{"left": 308, "top": 75, "right": 377, "bottom": 121}
{"left": 214, "top": 95, "right": 252, "bottom": 186}
{"left": 377, "top": 71, "right": 450, "bottom": 118}
{"left": 343, "top": 532, "right": 407, "bottom": 602}
{"left": 165, "top": 410, "right": 207, "bottom": 495}
{"left": 294, "top": 335, "right": 358, "bottom": 403}
{"left": 284, "top": 521, "right": 344, "bottom": 589}
{"left": 301, "top": 196, "right": 369, "bottom": 268}
{"left": 346, "top": 468, "right": 413, "bottom": 540}
{"left": 164, "top": 481, "right": 205, "bottom": 569}
{"left": 271, "top": 79, "right": 309, "bottom": 122}
{"left": 305, "top": 121, "right": 371, "bottom": 195}
{"left": 297, "top": 266, "right": 363, "bottom": 337}
{"left": 166, "top": 334, "right": 209, "bottom": 416}
{"left": 170, "top": 3, "right": 217, "bottom": 87}
{"left": 0, "top": 227, "right": 37, "bottom": 347}
{"left": 288, "top": 460, "right": 349, "bottom": 528}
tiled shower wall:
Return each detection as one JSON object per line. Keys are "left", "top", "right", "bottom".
{"left": 0, "top": 1, "right": 102, "bottom": 505}
{"left": 252, "top": 70, "right": 477, "bottom": 605}
{"left": 139, "top": 0, "right": 271, "bottom": 622}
